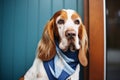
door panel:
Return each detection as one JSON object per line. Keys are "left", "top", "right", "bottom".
{"left": 89, "top": 0, "right": 104, "bottom": 79}
{"left": 0, "top": 0, "right": 84, "bottom": 80}
{"left": 84, "top": 0, "right": 104, "bottom": 80}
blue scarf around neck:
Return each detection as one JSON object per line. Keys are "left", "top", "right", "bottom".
{"left": 43, "top": 42, "right": 79, "bottom": 80}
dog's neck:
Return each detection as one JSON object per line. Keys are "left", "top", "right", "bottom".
{"left": 55, "top": 40, "right": 79, "bottom": 62}
{"left": 43, "top": 40, "right": 80, "bottom": 80}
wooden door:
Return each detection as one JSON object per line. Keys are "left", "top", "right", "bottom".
{"left": 84, "top": 0, "right": 105, "bottom": 80}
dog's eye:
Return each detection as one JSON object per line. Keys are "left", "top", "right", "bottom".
{"left": 57, "top": 19, "right": 64, "bottom": 24}
{"left": 74, "top": 19, "right": 80, "bottom": 25}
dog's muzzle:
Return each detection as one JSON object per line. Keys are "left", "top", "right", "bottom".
{"left": 65, "top": 30, "right": 77, "bottom": 51}
{"left": 65, "top": 30, "right": 76, "bottom": 40}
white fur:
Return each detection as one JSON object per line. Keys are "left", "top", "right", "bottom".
{"left": 56, "top": 9, "right": 81, "bottom": 51}
{"left": 24, "top": 58, "right": 49, "bottom": 80}
{"left": 24, "top": 57, "right": 80, "bottom": 80}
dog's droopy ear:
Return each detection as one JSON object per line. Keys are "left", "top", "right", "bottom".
{"left": 78, "top": 23, "right": 88, "bottom": 67}
{"left": 37, "top": 19, "right": 56, "bottom": 61}
{"left": 37, "top": 10, "right": 62, "bottom": 61}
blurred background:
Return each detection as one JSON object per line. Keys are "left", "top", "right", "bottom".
{"left": 106, "top": 0, "right": 120, "bottom": 80}
{"left": 0, "top": 0, "right": 83, "bottom": 80}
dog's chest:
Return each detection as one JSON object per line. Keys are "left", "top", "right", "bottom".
{"left": 43, "top": 47, "right": 79, "bottom": 80}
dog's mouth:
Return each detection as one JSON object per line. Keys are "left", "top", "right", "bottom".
{"left": 68, "top": 42, "right": 76, "bottom": 52}
{"left": 59, "top": 33, "right": 80, "bottom": 52}
{"left": 62, "top": 40, "right": 78, "bottom": 52}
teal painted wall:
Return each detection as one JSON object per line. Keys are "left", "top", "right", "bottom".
{"left": 0, "top": 0, "right": 84, "bottom": 80}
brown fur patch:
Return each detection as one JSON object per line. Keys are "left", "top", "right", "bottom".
{"left": 38, "top": 10, "right": 68, "bottom": 61}
{"left": 71, "top": 12, "right": 80, "bottom": 20}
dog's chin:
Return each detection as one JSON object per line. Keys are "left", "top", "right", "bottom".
{"left": 61, "top": 43, "right": 78, "bottom": 52}
{"left": 69, "top": 43, "right": 77, "bottom": 52}
{"left": 59, "top": 38, "right": 80, "bottom": 52}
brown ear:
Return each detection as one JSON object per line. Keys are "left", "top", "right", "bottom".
{"left": 78, "top": 23, "right": 88, "bottom": 67}
{"left": 37, "top": 19, "right": 56, "bottom": 61}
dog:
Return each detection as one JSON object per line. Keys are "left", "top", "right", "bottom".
{"left": 20, "top": 9, "right": 88, "bottom": 80}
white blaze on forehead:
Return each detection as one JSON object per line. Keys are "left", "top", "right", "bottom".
{"left": 62, "top": 9, "right": 81, "bottom": 27}
{"left": 63, "top": 9, "right": 76, "bottom": 18}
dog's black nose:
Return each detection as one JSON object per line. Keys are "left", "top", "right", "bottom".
{"left": 65, "top": 30, "right": 76, "bottom": 39}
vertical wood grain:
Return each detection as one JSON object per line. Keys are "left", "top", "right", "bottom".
{"left": 89, "top": 0, "right": 104, "bottom": 80}
{"left": 65, "top": 0, "right": 77, "bottom": 10}
{"left": 1, "top": 0, "right": 15, "bottom": 79}
{"left": 0, "top": 0, "right": 3, "bottom": 78}
{"left": 53, "top": 0, "right": 63, "bottom": 13}
{"left": 25, "top": 0, "right": 38, "bottom": 71}
{"left": 84, "top": 0, "right": 89, "bottom": 80}
{"left": 78, "top": 0, "right": 84, "bottom": 20}
{"left": 14, "top": 0, "right": 27, "bottom": 79}
{"left": 38, "top": 0, "right": 51, "bottom": 39}
{"left": 84, "top": 0, "right": 89, "bottom": 32}
{"left": 0, "top": 0, "right": 84, "bottom": 80}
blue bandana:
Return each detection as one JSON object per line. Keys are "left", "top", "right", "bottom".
{"left": 43, "top": 42, "right": 79, "bottom": 80}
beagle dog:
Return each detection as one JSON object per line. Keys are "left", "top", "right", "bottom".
{"left": 20, "top": 9, "right": 88, "bottom": 80}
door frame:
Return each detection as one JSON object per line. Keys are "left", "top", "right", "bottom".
{"left": 83, "top": 0, "right": 105, "bottom": 80}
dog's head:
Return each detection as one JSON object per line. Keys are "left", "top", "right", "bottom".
{"left": 37, "top": 9, "right": 88, "bottom": 66}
